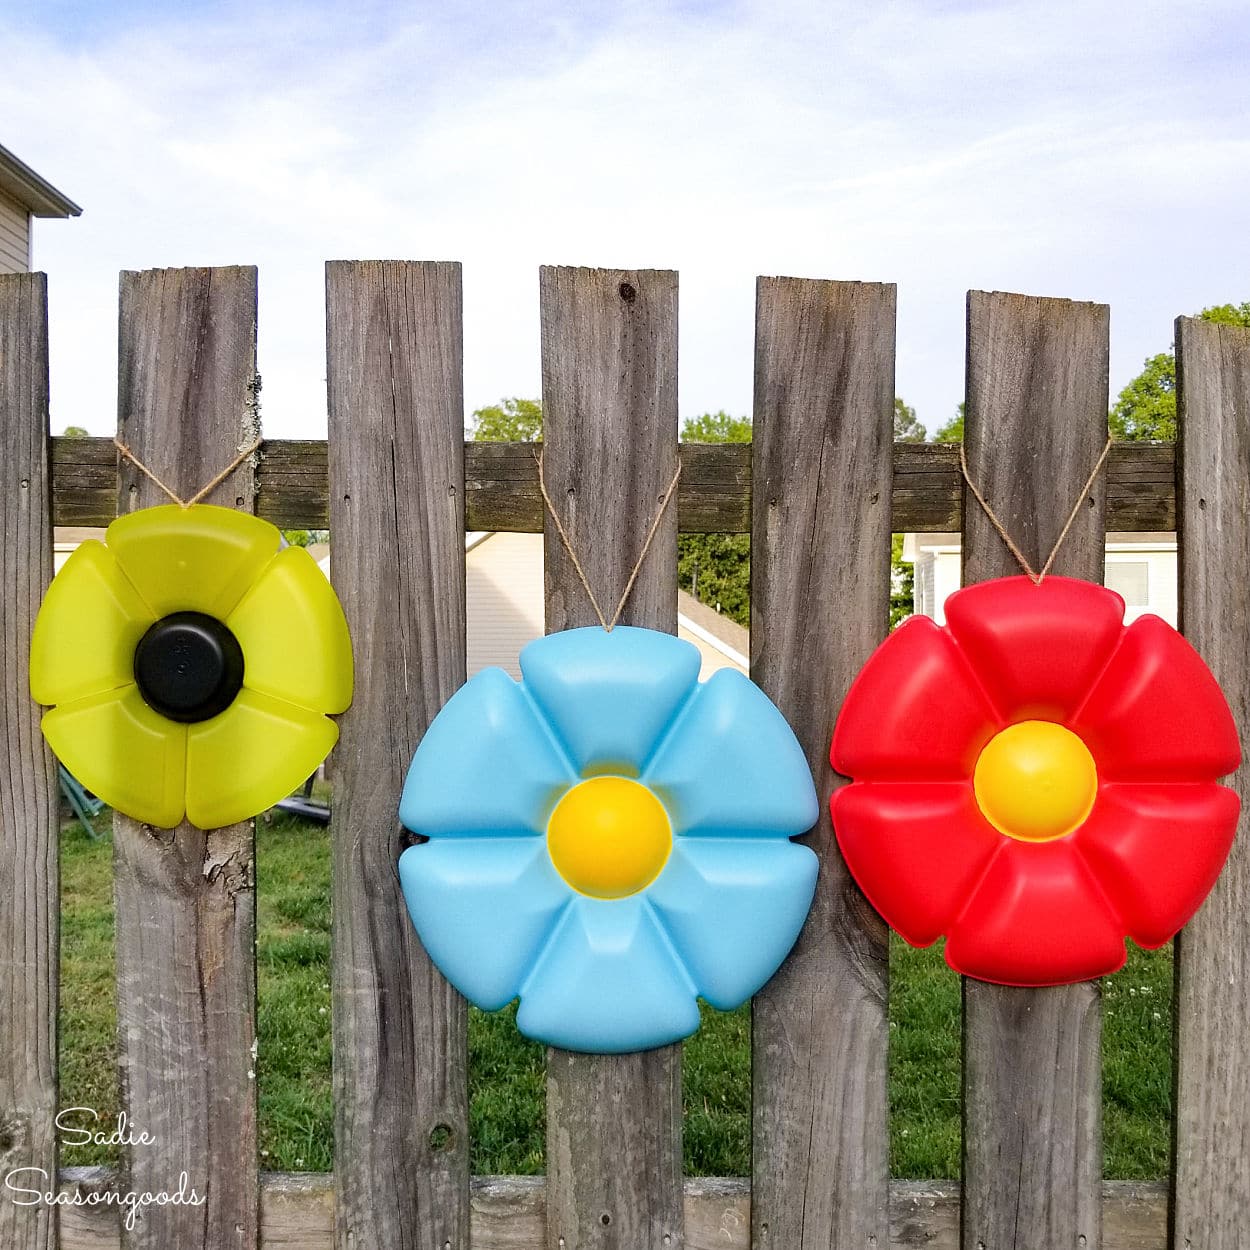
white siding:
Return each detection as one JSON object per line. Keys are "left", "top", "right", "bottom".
{"left": 907, "top": 532, "right": 1179, "bottom": 628}
{"left": 1105, "top": 537, "right": 1177, "bottom": 626}
{"left": 0, "top": 188, "right": 30, "bottom": 273}
{"left": 466, "top": 531, "right": 546, "bottom": 679}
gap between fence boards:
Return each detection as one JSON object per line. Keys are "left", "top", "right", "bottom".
{"left": 48, "top": 437, "right": 1177, "bottom": 534}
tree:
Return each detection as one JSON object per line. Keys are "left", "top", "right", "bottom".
{"left": 682, "top": 411, "right": 752, "bottom": 444}
{"left": 889, "top": 397, "right": 926, "bottom": 626}
{"left": 282, "top": 529, "right": 328, "bottom": 548}
{"left": 893, "top": 398, "right": 925, "bottom": 442}
{"left": 890, "top": 534, "right": 914, "bottom": 628}
{"left": 470, "top": 397, "right": 542, "bottom": 442}
{"left": 1111, "top": 303, "right": 1250, "bottom": 442}
{"left": 678, "top": 413, "right": 751, "bottom": 627}
{"left": 61, "top": 425, "right": 88, "bottom": 437}
{"left": 933, "top": 403, "right": 964, "bottom": 443}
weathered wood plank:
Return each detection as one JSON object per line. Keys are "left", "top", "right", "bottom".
{"left": 960, "top": 290, "right": 1110, "bottom": 1250}
{"left": 750, "top": 277, "right": 896, "bottom": 1246}
{"left": 326, "top": 261, "right": 469, "bottom": 1249}
{"left": 0, "top": 273, "right": 59, "bottom": 1250}
{"left": 540, "top": 266, "right": 682, "bottom": 1248}
{"left": 1171, "top": 316, "right": 1250, "bottom": 1249}
{"left": 48, "top": 436, "right": 1179, "bottom": 535}
{"left": 53, "top": 1172, "right": 1170, "bottom": 1250}
{"left": 110, "top": 266, "right": 260, "bottom": 1250}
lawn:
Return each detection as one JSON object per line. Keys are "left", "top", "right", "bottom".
{"left": 59, "top": 811, "right": 1173, "bottom": 1177}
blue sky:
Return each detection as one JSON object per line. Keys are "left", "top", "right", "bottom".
{"left": 4, "top": 0, "right": 1249, "bottom": 438}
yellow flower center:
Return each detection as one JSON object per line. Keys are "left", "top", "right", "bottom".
{"left": 546, "top": 776, "right": 672, "bottom": 899}
{"left": 973, "top": 720, "right": 1098, "bottom": 842}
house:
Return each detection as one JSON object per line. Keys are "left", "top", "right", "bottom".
{"left": 902, "top": 531, "right": 1178, "bottom": 626}
{"left": 466, "top": 531, "right": 747, "bottom": 678}
{"left": 0, "top": 142, "right": 81, "bottom": 273}
{"left": 316, "top": 530, "right": 748, "bottom": 679}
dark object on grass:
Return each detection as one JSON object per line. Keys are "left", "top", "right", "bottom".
{"left": 275, "top": 774, "right": 329, "bottom": 825}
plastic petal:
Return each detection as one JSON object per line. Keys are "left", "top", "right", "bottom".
{"left": 644, "top": 669, "right": 818, "bottom": 836}
{"left": 518, "top": 626, "right": 701, "bottom": 776}
{"left": 228, "top": 546, "right": 353, "bottom": 714}
{"left": 107, "top": 504, "right": 282, "bottom": 620}
{"left": 29, "top": 541, "right": 156, "bottom": 706}
{"left": 945, "top": 840, "right": 1127, "bottom": 985}
{"left": 943, "top": 576, "right": 1125, "bottom": 721}
{"left": 1072, "top": 615, "right": 1241, "bottom": 781}
{"left": 399, "top": 668, "right": 575, "bottom": 837}
{"left": 646, "top": 838, "right": 817, "bottom": 1009}
{"left": 185, "top": 689, "right": 337, "bottom": 829}
{"left": 832, "top": 782, "right": 1003, "bottom": 947}
{"left": 832, "top": 615, "right": 1001, "bottom": 782}
{"left": 42, "top": 686, "right": 187, "bottom": 828}
{"left": 1077, "top": 783, "right": 1240, "bottom": 948}
{"left": 398, "top": 839, "right": 571, "bottom": 1009}
{"left": 516, "top": 897, "right": 701, "bottom": 1052}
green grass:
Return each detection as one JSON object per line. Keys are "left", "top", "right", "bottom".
{"left": 59, "top": 814, "right": 1174, "bottom": 1178}
{"left": 885, "top": 936, "right": 1173, "bottom": 1179}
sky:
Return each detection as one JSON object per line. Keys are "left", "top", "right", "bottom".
{"left": 4, "top": 0, "right": 1249, "bottom": 439}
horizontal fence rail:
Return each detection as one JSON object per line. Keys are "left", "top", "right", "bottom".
{"left": 52, "top": 1170, "right": 1170, "bottom": 1250}
{"left": 48, "top": 436, "right": 1178, "bottom": 534}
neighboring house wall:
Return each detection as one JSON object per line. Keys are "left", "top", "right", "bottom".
{"left": 466, "top": 531, "right": 546, "bottom": 679}
{"left": 1104, "top": 534, "right": 1178, "bottom": 625}
{"left": 466, "top": 531, "right": 747, "bottom": 679}
{"left": 903, "top": 531, "right": 1178, "bottom": 627}
{"left": 0, "top": 186, "right": 30, "bottom": 273}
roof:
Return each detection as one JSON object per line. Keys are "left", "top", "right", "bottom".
{"left": 0, "top": 143, "right": 81, "bottom": 217}
{"left": 675, "top": 589, "right": 749, "bottom": 669}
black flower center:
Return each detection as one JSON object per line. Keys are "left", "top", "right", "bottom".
{"left": 134, "top": 611, "right": 245, "bottom": 723}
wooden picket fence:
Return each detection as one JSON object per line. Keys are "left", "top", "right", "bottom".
{"left": 0, "top": 263, "right": 1246, "bottom": 1250}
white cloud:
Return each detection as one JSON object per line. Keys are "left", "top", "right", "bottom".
{"left": 3, "top": 0, "right": 1249, "bottom": 438}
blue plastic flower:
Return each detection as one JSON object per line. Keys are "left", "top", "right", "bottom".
{"left": 397, "top": 626, "right": 819, "bottom": 1053}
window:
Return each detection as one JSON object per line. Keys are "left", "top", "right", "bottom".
{"left": 1105, "top": 560, "right": 1149, "bottom": 607}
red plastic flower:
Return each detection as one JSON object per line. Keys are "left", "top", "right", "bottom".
{"left": 830, "top": 576, "right": 1241, "bottom": 985}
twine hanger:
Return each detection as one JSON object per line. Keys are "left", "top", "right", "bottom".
{"left": 114, "top": 436, "right": 264, "bottom": 509}
{"left": 958, "top": 436, "right": 1113, "bottom": 585}
{"left": 534, "top": 447, "right": 682, "bottom": 632}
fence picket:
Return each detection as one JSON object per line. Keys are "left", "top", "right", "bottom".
{"left": 6, "top": 265, "right": 1247, "bottom": 1250}
{"left": 1172, "top": 316, "right": 1250, "bottom": 1249}
{"left": 326, "top": 260, "right": 470, "bottom": 1248}
{"left": 112, "top": 265, "right": 261, "bottom": 1248}
{"left": 540, "top": 265, "right": 683, "bottom": 1248}
{"left": 0, "top": 272, "right": 58, "bottom": 1250}
{"left": 960, "top": 290, "right": 1110, "bottom": 1250}
{"left": 750, "top": 276, "right": 896, "bottom": 1245}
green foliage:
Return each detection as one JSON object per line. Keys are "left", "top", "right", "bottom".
{"left": 933, "top": 403, "right": 964, "bottom": 443}
{"left": 1112, "top": 303, "right": 1250, "bottom": 442}
{"left": 281, "top": 529, "right": 328, "bottom": 548}
{"left": 893, "top": 398, "right": 925, "bottom": 442}
{"left": 470, "top": 397, "right": 542, "bottom": 442}
{"left": 890, "top": 533, "right": 914, "bottom": 628}
{"left": 888, "top": 398, "right": 923, "bottom": 627}
{"left": 1109, "top": 353, "right": 1175, "bottom": 442}
{"left": 61, "top": 425, "right": 89, "bottom": 438}
{"left": 678, "top": 531, "right": 750, "bottom": 624}
{"left": 682, "top": 410, "right": 753, "bottom": 444}
{"left": 678, "top": 413, "right": 751, "bottom": 627}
